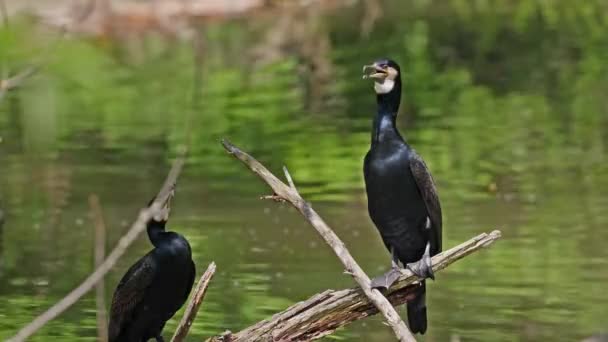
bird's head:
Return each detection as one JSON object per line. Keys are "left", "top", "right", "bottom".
{"left": 362, "top": 58, "right": 401, "bottom": 95}
{"left": 147, "top": 185, "right": 175, "bottom": 224}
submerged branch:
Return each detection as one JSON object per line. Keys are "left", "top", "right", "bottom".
{"left": 88, "top": 194, "right": 109, "bottom": 342}
{"left": 7, "top": 155, "right": 186, "bottom": 342}
{"left": 207, "top": 231, "right": 500, "bottom": 341}
{"left": 221, "top": 139, "right": 416, "bottom": 341}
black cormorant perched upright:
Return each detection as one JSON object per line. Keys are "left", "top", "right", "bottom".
{"left": 362, "top": 58, "right": 442, "bottom": 334}
{"left": 108, "top": 188, "right": 195, "bottom": 342}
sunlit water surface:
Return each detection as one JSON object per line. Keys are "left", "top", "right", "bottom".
{"left": 1, "top": 1, "right": 607, "bottom": 341}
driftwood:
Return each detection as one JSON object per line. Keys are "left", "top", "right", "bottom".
{"left": 171, "top": 262, "right": 217, "bottom": 342}
{"left": 221, "top": 139, "right": 416, "bottom": 341}
{"left": 207, "top": 230, "right": 501, "bottom": 341}
{"left": 6, "top": 156, "right": 186, "bottom": 342}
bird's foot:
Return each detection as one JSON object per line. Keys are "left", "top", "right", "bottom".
{"left": 406, "top": 251, "right": 434, "bottom": 280}
{"left": 155, "top": 334, "right": 165, "bottom": 342}
{"left": 370, "top": 266, "right": 402, "bottom": 290}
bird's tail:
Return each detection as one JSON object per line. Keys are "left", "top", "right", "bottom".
{"left": 407, "top": 280, "right": 427, "bottom": 334}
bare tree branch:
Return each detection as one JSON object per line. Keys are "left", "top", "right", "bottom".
{"left": 282, "top": 165, "right": 297, "bottom": 192}
{"left": 7, "top": 156, "right": 186, "bottom": 342}
{"left": 221, "top": 139, "right": 416, "bottom": 342}
{"left": 0, "top": 66, "right": 37, "bottom": 102}
{"left": 206, "top": 230, "right": 501, "bottom": 341}
{"left": 171, "top": 262, "right": 217, "bottom": 342}
{"left": 88, "top": 194, "right": 109, "bottom": 342}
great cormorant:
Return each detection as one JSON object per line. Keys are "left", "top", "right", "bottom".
{"left": 362, "top": 58, "right": 442, "bottom": 334}
{"left": 108, "top": 188, "right": 195, "bottom": 342}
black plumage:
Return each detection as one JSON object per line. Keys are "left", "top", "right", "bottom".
{"left": 362, "top": 59, "right": 442, "bottom": 334}
{"left": 109, "top": 190, "right": 195, "bottom": 342}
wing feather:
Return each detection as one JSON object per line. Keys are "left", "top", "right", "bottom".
{"left": 108, "top": 253, "right": 157, "bottom": 341}
{"left": 409, "top": 152, "right": 443, "bottom": 253}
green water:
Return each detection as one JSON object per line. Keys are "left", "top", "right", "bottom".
{"left": 1, "top": 0, "right": 607, "bottom": 341}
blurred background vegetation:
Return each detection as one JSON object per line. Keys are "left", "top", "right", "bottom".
{"left": 0, "top": 0, "right": 607, "bottom": 340}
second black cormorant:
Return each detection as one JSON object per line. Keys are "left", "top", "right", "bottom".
{"left": 362, "top": 58, "right": 442, "bottom": 334}
{"left": 108, "top": 188, "right": 195, "bottom": 342}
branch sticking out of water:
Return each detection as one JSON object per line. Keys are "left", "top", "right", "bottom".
{"left": 88, "top": 194, "right": 108, "bottom": 342}
{"left": 207, "top": 230, "right": 500, "bottom": 341}
{"left": 214, "top": 139, "right": 502, "bottom": 341}
{"left": 171, "top": 262, "right": 217, "bottom": 342}
{"left": 7, "top": 155, "right": 186, "bottom": 342}
{"left": 220, "top": 139, "right": 417, "bottom": 341}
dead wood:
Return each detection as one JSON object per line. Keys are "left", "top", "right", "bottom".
{"left": 212, "top": 139, "right": 501, "bottom": 341}
{"left": 171, "top": 262, "right": 217, "bottom": 342}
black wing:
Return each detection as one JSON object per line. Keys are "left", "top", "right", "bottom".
{"left": 108, "top": 253, "right": 157, "bottom": 342}
{"left": 409, "top": 151, "right": 442, "bottom": 254}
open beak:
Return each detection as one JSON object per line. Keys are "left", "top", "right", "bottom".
{"left": 362, "top": 63, "right": 388, "bottom": 80}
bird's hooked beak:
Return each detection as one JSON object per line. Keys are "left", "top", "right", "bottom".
{"left": 362, "top": 63, "right": 388, "bottom": 80}
{"left": 161, "top": 187, "right": 174, "bottom": 221}
{"left": 153, "top": 185, "right": 175, "bottom": 222}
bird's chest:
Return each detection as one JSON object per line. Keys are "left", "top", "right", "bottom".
{"left": 364, "top": 148, "right": 425, "bottom": 227}
{"left": 365, "top": 148, "right": 413, "bottom": 199}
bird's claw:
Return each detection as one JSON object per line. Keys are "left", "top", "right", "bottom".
{"left": 370, "top": 267, "right": 402, "bottom": 290}
{"left": 406, "top": 252, "right": 434, "bottom": 280}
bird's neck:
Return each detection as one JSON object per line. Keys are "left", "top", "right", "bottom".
{"left": 147, "top": 221, "right": 166, "bottom": 247}
{"left": 376, "top": 89, "right": 401, "bottom": 114}
{"left": 372, "top": 88, "right": 402, "bottom": 145}
{"left": 372, "top": 109, "right": 401, "bottom": 145}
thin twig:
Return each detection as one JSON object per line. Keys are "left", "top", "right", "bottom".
{"left": 0, "top": 66, "right": 38, "bottom": 102}
{"left": 0, "top": 14, "right": 68, "bottom": 104}
{"left": 206, "top": 230, "right": 501, "bottom": 341}
{"left": 222, "top": 139, "right": 416, "bottom": 342}
{"left": 282, "top": 165, "right": 297, "bottom": 192}
{"left": 171, "top": 262, "right": 217, "bottom": 342}
{"left": 88, "top": 194, "right": 108, "bottom": 342}
{"left": 7, "top": 156, "right": 186, "bottom": 342}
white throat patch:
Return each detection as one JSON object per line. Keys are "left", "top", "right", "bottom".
{"left": 374, "top": 79, "right": 395, "bottom": 94}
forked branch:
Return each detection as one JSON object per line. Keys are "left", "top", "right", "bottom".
{"left": 206, "top": 230, "right": 501, "bottom": 341}
{"left": 221, "top": 139, "right": 416, "bottom": 341}
{"left": 218, "top": 139, "right": 502, "bottom": 341}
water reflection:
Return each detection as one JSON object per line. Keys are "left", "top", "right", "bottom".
{"left": 1, "top": 0, "right": 608, "bottom": 341}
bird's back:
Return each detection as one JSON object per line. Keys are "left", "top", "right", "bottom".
{"left": 146, "top": 233, "right": 195, "bottom": 316}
